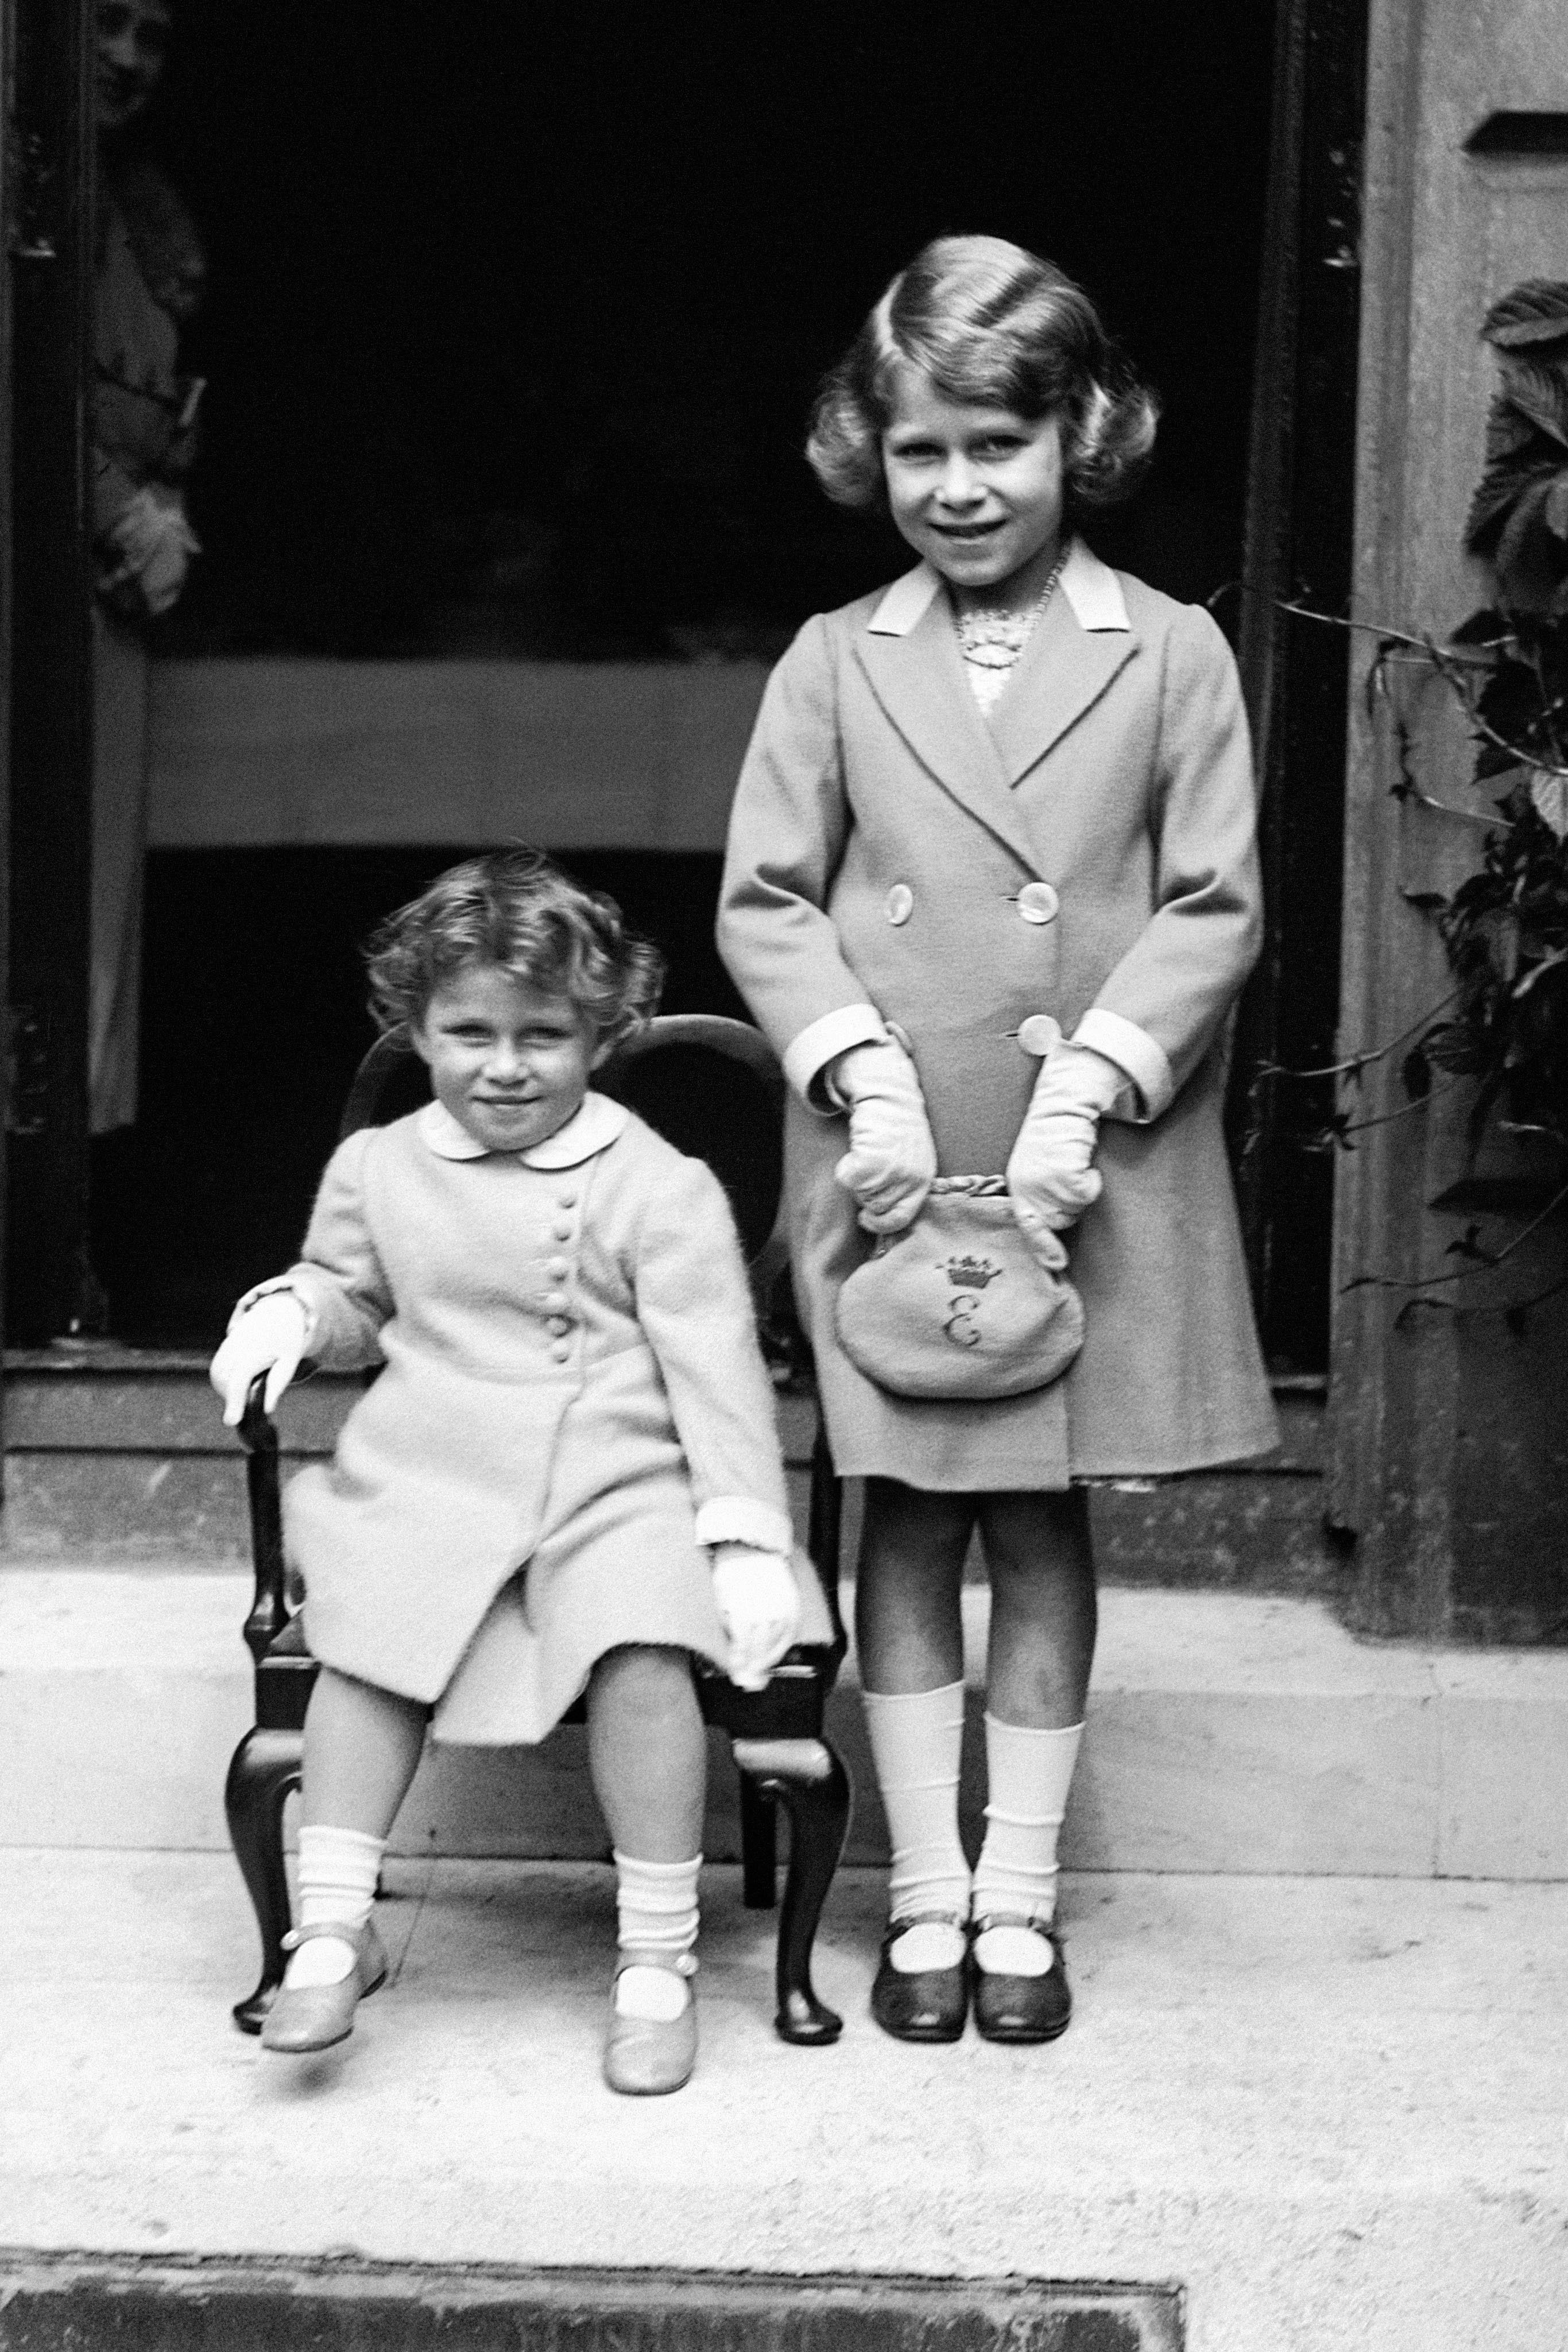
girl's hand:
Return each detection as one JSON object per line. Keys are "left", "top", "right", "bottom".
{"left": 1006, "top": 1045, "right": 1127, "bottom": 1259}
{"left": 829, "top": 1036, "right": 938, "bottom": 1234}
{"left": 210, "top": 1291, "right": 310, "bottom": 1425}
{"left": 710, "top": 1544, "right": 801, "bottom": 1689}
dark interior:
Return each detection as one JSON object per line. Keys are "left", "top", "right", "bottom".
{"left": 89, "top": 3, "right": 1280, "bottom": 1350}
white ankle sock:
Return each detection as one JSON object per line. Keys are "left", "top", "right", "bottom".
{"left": 862, "top": 1681, "right": 970, "bottom": 1972}
{"left": 972, "top": 1717, "right": 1083, "bottom": 1976}
{"left": 288, "top": 1824, "right": 386, "bottom": 1988}
{"left": 613, "top": 1851, "right": 700, "bottom": 2020}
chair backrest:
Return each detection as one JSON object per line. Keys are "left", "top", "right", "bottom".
{"left": 335, "top": 1013, "right": 789, "bottom": 1312}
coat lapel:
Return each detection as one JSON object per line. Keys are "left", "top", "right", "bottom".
{"left": 988, "top": 540, "right": 1138, "bottom": 788}
{"left": 852, "top": 565, "right": 1047, "bottom": 876}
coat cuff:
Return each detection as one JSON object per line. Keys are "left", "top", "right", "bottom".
{"left": 229, "top": 1274, "right": 320, "bottom": 1347}
{"left": 783, "top": 1004, "right": 888, "bottom": 1112}
{"left": 1071, "top": 1009, "right": 1175, "bottom": 1123}
{"left": 694, "top": 1497, "right": 795, "bottom": 1556}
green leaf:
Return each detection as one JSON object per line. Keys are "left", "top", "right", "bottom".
{"left": 1499, "top": 355, "right": 1568, "bottom": 450}
{"left": 1449, "top": 607, "right": 1510, "bottom": 647}
{"left": 1422, "top": 1021, "right": 1489, "bottom": 1074}
{"left": 1477, "top": 908, "right": 1523, "bottom": 980}
{"left": 1528, "top": 767, "right": 1568, "bottom": 838}
{"left": 1482, "top": 280, "right": 1568, "bottom": 349}
{"left": 1496, "top": 475, "right": 1568, "bottom": 616}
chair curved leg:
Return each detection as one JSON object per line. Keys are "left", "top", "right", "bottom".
{"left": 734, "top": 1736, "right": 851, "bottom": 2046}
{"left": 739, "top": 1769, "right": 779, "bottom": 1908}
{"left": 224, "top": 1725, "right": 303, "bottom": 2034}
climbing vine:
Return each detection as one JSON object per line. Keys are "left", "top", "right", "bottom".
{"left": 1258, "top": 280, "right": 1568, "bottom": 1317}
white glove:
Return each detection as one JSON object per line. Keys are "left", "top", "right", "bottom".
{"left": 828, "top": 1036, "right": 938, "bottom": 1235}
{"left": 711, "top": 1544, "right": 802, "bottom": 1690}
{"left": 1006, "top": 1045, "right": 1128, "bottom": 1260}
{"left": 210, "top": 1291, "right": 310, "bottom": 1426}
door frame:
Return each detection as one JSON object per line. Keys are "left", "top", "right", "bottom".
{"left": 5, "top": 0, "right": 98, "bottom": 1350}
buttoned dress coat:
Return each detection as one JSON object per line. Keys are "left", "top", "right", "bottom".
{"left": 245, "top": 1092, "right": 828, "bottom": 1744}
{"left": 717, "top": 539, "right": 1279, "bottom": 1490}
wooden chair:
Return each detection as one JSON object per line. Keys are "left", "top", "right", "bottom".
{"left": 224, "top": 1014, "right": 852, "bottom": 2047}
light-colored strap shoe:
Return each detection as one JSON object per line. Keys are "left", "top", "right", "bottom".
{"left": 260, "top": 1917, "right": 388, "bottom": 2054}
{"left": 602, "top": 1961, "right": 698, "bottom": 2096}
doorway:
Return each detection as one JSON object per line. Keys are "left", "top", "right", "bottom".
{"left": 17, "top": 2, "right": 1288, "bottom": 1349}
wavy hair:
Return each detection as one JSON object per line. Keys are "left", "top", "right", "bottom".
{"left": 807, "top": 234, "right": 1159, "bottom": 517}
{"left": 364, "top": 849, "right": 665, "bottom": 1045}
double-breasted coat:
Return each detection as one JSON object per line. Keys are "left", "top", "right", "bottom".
{"left": 242, "top": 1092, "right": 829, "bottom": 1744}
{"left": 717, "top": 538, "right": 1279, "bottom": 1489}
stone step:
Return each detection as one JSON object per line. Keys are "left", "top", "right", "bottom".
{"left": 2, "top": 1574, "right": 1562, "bottom": 1880}
{"left": 8, "top": 1851, "right": 1563, "bottom": 2352}
{"left": 2, "top": 1347, "right": 1335, "bottom": 1599}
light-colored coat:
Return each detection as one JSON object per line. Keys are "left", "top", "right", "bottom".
{"left": 717, "top": 540, "right": 1279, "bottom": 1488}
{"left": 256, "top": 1094, "right": 828, "bottom": 1743}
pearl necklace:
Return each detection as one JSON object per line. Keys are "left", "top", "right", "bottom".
{"left": 953, "top": 550, "right": 1068, "bottom": 672}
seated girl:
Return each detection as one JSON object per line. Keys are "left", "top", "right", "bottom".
{"left": 210, "top": 849, "right": 822, "bottom": 2095}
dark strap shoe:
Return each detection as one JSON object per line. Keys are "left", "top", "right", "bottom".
{"left": 970, "top": 1913, "right": 1071, "bottom": 2044}
{"left": 869, "top": 1912, "right": 970, "bottom": 2043}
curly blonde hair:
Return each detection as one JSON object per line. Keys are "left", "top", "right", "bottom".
{"left": 807, "top": 234, "right": 1159, "bottom": 519}
{"left": 364, "top": 849, "right": 665, "bottom": 1046}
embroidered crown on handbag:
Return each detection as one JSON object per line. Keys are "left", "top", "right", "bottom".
{"left": 834, "top": 1178, "right": 1085, "bottom": 1402}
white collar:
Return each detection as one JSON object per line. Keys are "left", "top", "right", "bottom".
{"left": 417, "top": 1090, "right": 630, "bottom": 1166}
{"left": 866, "top": 536, "right": 1130, "bottom": 637}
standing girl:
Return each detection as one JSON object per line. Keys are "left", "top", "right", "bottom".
{"left": 718, "top": 236, "right": 1276, "bottom": 2044}
{"left": 211, "top": 852, "right": 816, "bottom": 2094}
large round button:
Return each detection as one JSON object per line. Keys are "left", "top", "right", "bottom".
{"left": 543, "top": 1291, "right": 568, "bottom": 1312}
{"left": 552, "top": 1221, "right": 574, "bottom": 1242}
{"left": 551, "top": 1341, "right": 572, "bottom": 1364}
{"left": 1017, "top": 882, "right": 1060, "bottom": 925}
{"left": 547, "top": 1316, "right": 572, "bottom": 1336}
{"left": 1018, "top": 1014, "right": 1062, "bottom": 1058}
{"left": 546, "top": 1257, "right": 571, "bottom": 1279}
{"left": 556, "top": 1189, "right": 578, "bottom": 1209}
{"left": 885, "top": 884, "right": 914, "bottom": 926}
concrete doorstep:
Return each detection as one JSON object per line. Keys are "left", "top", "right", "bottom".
{"left": 1, "top": 1574, "right": 1566, "bottom": 1879}
{"left": 1, "top": 1850, "right": 1565, "bottom": 2352}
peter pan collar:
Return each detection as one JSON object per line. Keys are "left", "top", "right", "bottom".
{"left": 417, "top": 1090, "right": 629, "bottom": 1166}
{"left": 866, "top": 536, "right": 1130, "bottom": 637}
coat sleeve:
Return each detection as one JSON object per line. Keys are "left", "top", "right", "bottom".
{"left": 236, "top": 1129, "right": 394, "bottom": 1371}
{"left": 1075, "top": 604, "right": 1264, "bottom": 1121}
{"left": 630, "top": 1154, "right": 795, "bottom": 1557}
{"left": 717, "top": 615, "right": 887, "bottom": 1104}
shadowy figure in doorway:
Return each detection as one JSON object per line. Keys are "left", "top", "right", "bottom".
{"left": 92, "top": 0, "right": 205, "bottom": 1137}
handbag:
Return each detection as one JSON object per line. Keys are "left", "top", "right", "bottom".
{"left": 834, "top": 1177, "right": 1085, "bottom": 1402}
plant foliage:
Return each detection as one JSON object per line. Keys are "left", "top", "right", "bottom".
{"left": 1406, "top": 281, "right": 1568, "bottom": 1157}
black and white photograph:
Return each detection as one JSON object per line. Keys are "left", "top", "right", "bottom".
{"left": 1, "top": 4, "right": 1565, "bottom": 2347}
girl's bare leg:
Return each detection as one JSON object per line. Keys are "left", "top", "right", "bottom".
{"left": 301, "top": 1665, "right": 429, "bottom": 1835}
{"left": 978, "top": 1487, "right": 1096, "bottom": 1728}
{"left": 269, "top": 1667, "right": 429, "bottom": 2010}
{"left": 856, "top": 1481, "right": 977, "bottom": 1972}
{"left": 587, "top": 1645, "right": 707, "bottom": 2050}
{"left": 586, "top": 1642, "right": 707, "bottom": 1860}
{"left": 854, "top": 1477, "right": 975, "bottom": 1693}
{"left": 973, "top": 1489, "right": 1096, "bottom": 1989}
